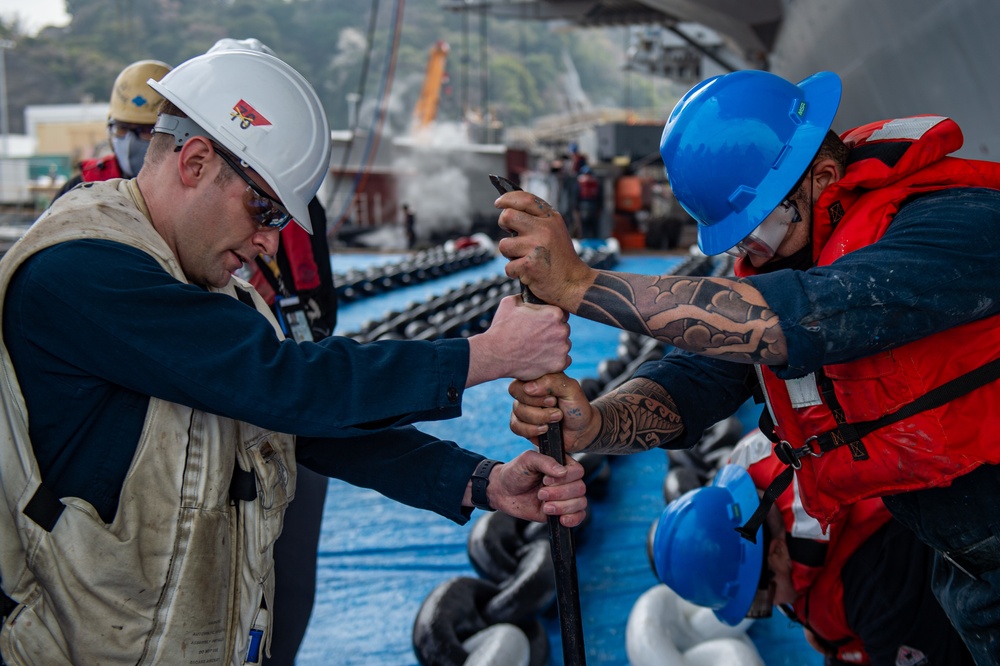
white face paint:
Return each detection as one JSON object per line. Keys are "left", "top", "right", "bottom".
{"left": 725, "top": 199, "right": 802, "bottom": 261}
{"left": 111, "top": 131, "right": 151, "bottom": 178}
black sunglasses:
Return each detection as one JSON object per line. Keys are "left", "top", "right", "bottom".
{"left": 212, "top": 144, "right": 293, "bottom": 231}
{"left": 109, "top": 121, "right": 155, "bottom": 141}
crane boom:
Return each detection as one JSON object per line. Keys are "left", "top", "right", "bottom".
{"left": 412, "top": 40, "right": 450, "bottom": 132}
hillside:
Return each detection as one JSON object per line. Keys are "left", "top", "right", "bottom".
{"left": 0, "top": 0, "right": 674, "bottom": 136}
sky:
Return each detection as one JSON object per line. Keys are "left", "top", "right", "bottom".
{"left": 0, "top": 0, "right": 70, "bottom": 35}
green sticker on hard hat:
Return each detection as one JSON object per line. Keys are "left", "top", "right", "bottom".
{"left": 797, "top": 101, "right": 807, "bottom": 117}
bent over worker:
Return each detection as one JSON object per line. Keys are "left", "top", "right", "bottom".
{"left": 654, "top": 431, "right": 974, "bottom": 665}
{"left": 205, "top": 36, "right": 340, "bottom": 666}
{"left": 0, "top": 50, "right": 584, "bottom": 665}
{"left": 502, "top": 69, "right": 1000, "bottom": 664}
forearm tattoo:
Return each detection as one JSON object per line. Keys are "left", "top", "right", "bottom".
{"left": 586, "top": 378, "right": 684, "bottom": 454}
{"left": 576, "top": 271, "right": 784, "bottom": 363}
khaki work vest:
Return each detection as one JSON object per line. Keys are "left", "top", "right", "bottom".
{"left": 0, "top": 180, "right": 296, "bottom": 665}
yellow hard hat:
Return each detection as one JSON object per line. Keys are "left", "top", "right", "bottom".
{"left": 108, "top": 59, "right": 172, "bottom": 125}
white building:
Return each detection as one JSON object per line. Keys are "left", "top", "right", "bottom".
{"left": 0, "top": 102, "right": 108, "bottom": 205}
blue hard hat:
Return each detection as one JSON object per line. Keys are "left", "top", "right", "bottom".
{"left": 659, "top": 70, "right": 842, "bottom": 256}
{"left": 652, "top": 464, "right": 763, "bottom": 625}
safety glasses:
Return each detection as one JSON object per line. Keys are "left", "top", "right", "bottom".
{"left": 213, "top": 144, "right": 293, "bottom": 231}
{"left": 109, "top": 121, "right": 155, "bottom": 141}
{"left": 727, "top": 166, "right": 811, "bottom": 260}
{"left": 725, "top": 199, "right": 802, "bottom": 260}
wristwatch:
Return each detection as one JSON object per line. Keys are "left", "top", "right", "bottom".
{"left": 471, "top": 459, "right": 501, "bottom": 511}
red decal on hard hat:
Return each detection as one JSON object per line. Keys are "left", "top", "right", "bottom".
{"left": 231, "top": 100, "right": 272, "bottom": 130}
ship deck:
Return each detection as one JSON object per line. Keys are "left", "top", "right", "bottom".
{"left": 295, "top": 250, "right": 820, "bottom": 665}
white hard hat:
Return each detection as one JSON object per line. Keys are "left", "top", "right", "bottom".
{"left": 148, "top": 50, "right": 330, "bottom": 233}
{"left": 207, "top": 38, "right": 276, "bottom": 57}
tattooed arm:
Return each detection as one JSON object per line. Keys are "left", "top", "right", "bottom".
{"left": 578, "top": 271, "right": 786, "bottom": 364}
{"left": 495, "top": 189, "right": 787, "bottom": 364}
{"left": 586, "top": 377, "right": 685, "bottom": 454}
{"left": 509, "top": 373, "right": 686, "bottom": 454}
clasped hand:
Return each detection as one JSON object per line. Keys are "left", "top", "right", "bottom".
{"left": 488, "top": 450, "right": 588, "bottom": 528}
{"left": 494, "top": 190, "right": 595, "bottom": 310}
{"left": 467, "top": 295, "right": 571, "bottom": 387}
{"left": 508, "top": 373, "right": 599, "bottom": 456}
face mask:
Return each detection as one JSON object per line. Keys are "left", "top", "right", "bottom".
{"left": 725, "top": 199, "right": 802, "bottom": 261}
{"left": 111, "top": 131, "right": 151, "bottom": 178}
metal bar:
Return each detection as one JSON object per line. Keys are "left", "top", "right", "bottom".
{"left": 490, "top": 173, "right": 587, "bottom": 665}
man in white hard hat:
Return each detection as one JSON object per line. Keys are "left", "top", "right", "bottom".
{"left": 0, "top": 50, "right": 585, "bottom": 665}
{"left": 54, "top": 59, "right": 172, "bottom": 200}
{"left": 205, "top": 38, "right": 339, "bottom": 665}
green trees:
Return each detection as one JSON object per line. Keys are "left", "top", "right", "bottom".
{"left": 2, "top": 0, "right": 655, "bottom": 136}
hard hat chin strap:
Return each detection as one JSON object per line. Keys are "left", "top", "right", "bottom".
{"left": 735, "top": 466, "right": 792, "bottom": 544}
{"left": 746, "top": 526, "right": 775, "bottom": 618}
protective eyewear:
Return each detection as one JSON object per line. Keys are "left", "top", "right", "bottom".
{"left": 109, "top": 121, "right": 155, "bottom": 142}
{"left": 725, "top": 199, "right": 802, "bottom": 260}
{"left": 213, "top": 145, "right": 293, "bottom": 231}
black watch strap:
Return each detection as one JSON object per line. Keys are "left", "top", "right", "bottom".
{"left": 471, "top": 459, "right": 501, "bottom": 511}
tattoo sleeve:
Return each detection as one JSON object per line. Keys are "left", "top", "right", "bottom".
{"left": 586, "top": 378, "right": 684, "bottom": 454}
{"left": 576, "top": 271, "right": 786, "bottom": 364}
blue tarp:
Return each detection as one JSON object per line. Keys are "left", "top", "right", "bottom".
{"left": 296, "top": 253, "right": 821, "bottom": 665}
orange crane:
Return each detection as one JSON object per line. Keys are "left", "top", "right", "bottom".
{"left": 412, "top": 40, "right": 450, "bottom": 132}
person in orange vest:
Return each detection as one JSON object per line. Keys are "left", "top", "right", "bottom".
{"left": 53, "top": 59, "right": 172, "bottom": 200}
{"left": 654, "top": 430, "right": 973, "bottom": 665}
{"left": 502, "top": 69, "right": 1000, "bottom": 664}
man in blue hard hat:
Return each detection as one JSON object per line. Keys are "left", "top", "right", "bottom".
{"left": 498, "top": 68, "right": 1000, "bottom": 664}
{"left": 652, "top": 434, "right": 974, "bottom": 665}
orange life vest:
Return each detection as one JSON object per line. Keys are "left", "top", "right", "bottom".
{"left": 742, "top": 442, "right": 887, "bottom": 664}
{"left": 737, "top": 116, "right": 1000, "bottom": 525}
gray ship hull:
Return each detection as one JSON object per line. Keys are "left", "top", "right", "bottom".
{"left": 627, "top": 0, "right": 1000, "bottom": 158}
{"left": 767, "top": 0, "right": 1000, "bottom": 159}
{"left": 459, "top": 0, "right": 1000, "bottom": 158}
